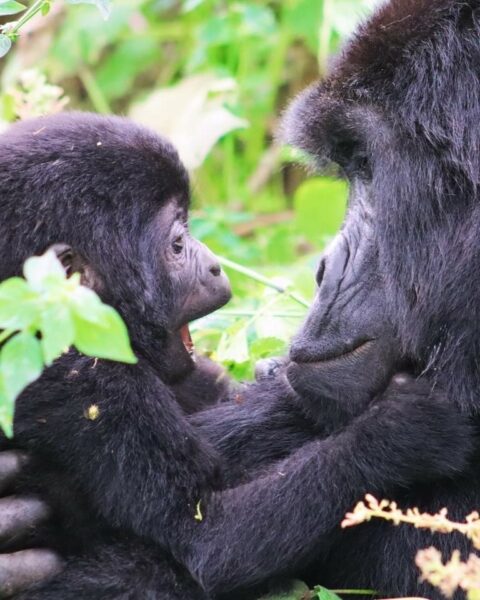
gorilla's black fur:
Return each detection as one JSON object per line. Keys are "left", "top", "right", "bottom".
{"left": 274, "top": 0, "right": 480, "bottom": 596}
{"left": 0, "top": 111, "right": 472, "bottom": 599}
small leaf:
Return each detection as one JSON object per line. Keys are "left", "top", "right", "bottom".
{"left": 314, "top": 586, "right": 343, "bottom": 600}
{"left": 0, "top": 332, "right": 43, "bottom": 402}
{"left": 0, "top": 34, "right": 12, "bottom": 58}
{"left": 73, "top": 306, "right": 137, "bottom": 364}
{"left": 40, "top": 303, "right": 75, "bottom": 365}
{"left": 0, "top": 0, "right": 26, "bottom": 16}
{"left": 23, "top": 250, "right": 66, "bottom": 292}
{"left": 41, "top": 1, "right": 50, "bottom": 16}
{"left": 0, "top": 277, "right": 38, "bottom": 329}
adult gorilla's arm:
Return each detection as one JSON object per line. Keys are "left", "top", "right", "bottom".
{"left": 181, "top": 382, "right": 473, "bottom": 595}
{"left": 190, "top": 376, "right": 320, "bottom": 486}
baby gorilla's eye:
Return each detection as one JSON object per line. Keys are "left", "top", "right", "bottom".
{"left": 172, "top": 235, "right": 184, "bottom": 255}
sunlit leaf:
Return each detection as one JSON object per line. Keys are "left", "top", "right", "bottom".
{"left": 0, "top": 332, "right": 43, "bottom": 402}
{"left": 23, "top": 250, "right": 66, "bottom": 292}
{"left": 40, "top": 304, "right": 75, "bottom": 365}
{"left": 0, "top": 34, "right": 12, "bottom": 58}
{"left": 0, "top": 0, "right": 26, "bottom": 16}
{"left": 73, "top": 306, "right": 137, "bottom": 364}
{"left": 0, "top": 278, "right": 38, "bottom": 329}
{"left": 130, "top": 74, "right": 248, "bottom": 170}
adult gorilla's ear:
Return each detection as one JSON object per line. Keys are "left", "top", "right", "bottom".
{"left": 50, "top": 243, "right": 100, "bottom": 290}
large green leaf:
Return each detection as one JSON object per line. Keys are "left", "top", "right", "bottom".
{"left": 73, "top": 306, "right": 137, "bottom": 364}
{"left": 0, "top": 278, "right": 38, "bottom": 329}
{"left": 0, "top": 332, "right": 43, "bottom": 402}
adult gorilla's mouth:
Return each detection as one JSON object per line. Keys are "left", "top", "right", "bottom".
{"left": 292, "top": 339, "right": 375, "bottom": 367}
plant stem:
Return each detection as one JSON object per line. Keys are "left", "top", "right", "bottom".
{"left": 0, "top": 329, "right": 15, "bottom": 344}
{"left": 216, "top": 310, "right": 304, "bottom": 318}
{"left": 78, "top": 66, "right": 111, "bottom": 114}
{"left": 10, "top": 0, "right": 46, "bottom": 35}
{"left": 218, "top": 256, "right": 310, "bottom": 308}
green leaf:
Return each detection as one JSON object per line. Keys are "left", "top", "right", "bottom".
{"left": 217, "top": 319, "right": 249, "bottom": 364}
{"left": 0, "top": 0, "right": 26, "bottom": 16}
{"left": 0, "top": 378, "right": 13, "bottom": 437}
{"left": 0, "top": 332, "right": 43, "bottom": 402}
{"left": 72, "top": 306, "right": 137, "bottom": 364}
{"left": 23, "top": 250, "right": 66, "bottom": 292}
{"left": 314, "top": 586, "right": 343, "bottom": 600}
{"left": 41, "top": 1, "right": 50, "bottom": 16}
{"left": 259, "top": 580, "right": 310, "bottom": 600}
{"left": 0, "top": 34, "right": 12, "bottom": 58}
{"left": 294, "top": 178, "right": 347, "bottom": 244}
{"left": 250, "top": 336, "right": 286, "bottom": 361}
{"left": 0, "top": 277, "right": 38, "bottom": 329}
{"left": 67, "top": 0, "right": 111, "bottom": 20}
{"left": 40, "top": 303, "right": 75, "bottom": 365}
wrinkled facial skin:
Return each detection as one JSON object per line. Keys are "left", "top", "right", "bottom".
{"left": 287, "top": 180, "right": 401, "bottom": 427}
{"left": 155, "top": 201, "right": 232, "bottom": 383}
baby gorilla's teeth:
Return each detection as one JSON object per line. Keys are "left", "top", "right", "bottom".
{"left": 180, "top": 324, "right": 195, "bottom": 356}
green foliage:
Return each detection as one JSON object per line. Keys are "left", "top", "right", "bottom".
{"left": 0, "top": 251, "right": 136, "bottom": 436}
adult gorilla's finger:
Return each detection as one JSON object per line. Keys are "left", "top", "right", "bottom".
{"left": 0, "top": 452, "right": 28, "bottom": 496}
{"left": 0, "top": 549, "right": 62, "bottom": 598}
{"left": 0, "top": 497, "right": 50, "bottom": 544}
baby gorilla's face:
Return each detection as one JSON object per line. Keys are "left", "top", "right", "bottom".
{"left": 154, "top": 200, "right": 231, "bottom": 383}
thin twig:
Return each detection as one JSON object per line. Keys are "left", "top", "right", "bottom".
{"left": 218, "top": 256, "right": 310, "bottom": 308}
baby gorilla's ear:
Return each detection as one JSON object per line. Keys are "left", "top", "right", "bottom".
{"left": 49, "top": 243, "right": 100, "bottom": 290}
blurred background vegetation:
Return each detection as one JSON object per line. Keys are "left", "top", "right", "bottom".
{"left": 0, "top": 0, "right": 378, "bottom": 379}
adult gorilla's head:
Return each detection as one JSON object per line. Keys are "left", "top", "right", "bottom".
{"left": 284, "top": 0, "right": 480, "bottom": 417}
{"left": 0, "top": 112, "right": 231, "bottom": 382}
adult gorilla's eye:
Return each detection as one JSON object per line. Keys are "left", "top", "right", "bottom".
{"left": 172, "top": 235, "right": 184, "bottom": 254}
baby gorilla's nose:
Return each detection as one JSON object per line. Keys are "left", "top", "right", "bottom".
{"left": 209, "top": 263, "right": 221, "bottom": 277}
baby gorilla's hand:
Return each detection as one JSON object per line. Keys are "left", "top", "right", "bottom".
{"left": 366, "top": 374, "right": 474, "bottom": 484}
{"left": 0, "top": 451, "right": 62, "bottom": 598}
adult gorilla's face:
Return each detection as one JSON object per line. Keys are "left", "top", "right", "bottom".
{"left": 287, "top": 176, "right": 400, "bottom": 422}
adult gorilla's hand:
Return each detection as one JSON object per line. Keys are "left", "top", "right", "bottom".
{"left": 0, "top": 451, "right": 62, "bottom": 598}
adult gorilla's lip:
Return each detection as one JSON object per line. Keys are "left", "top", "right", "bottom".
{"left": 291, "top": 339, "right": 375, "bottom": 366}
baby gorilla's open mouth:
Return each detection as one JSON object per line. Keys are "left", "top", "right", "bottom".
{"left": 180, "top": 324, "right": 195, "bottom": 357}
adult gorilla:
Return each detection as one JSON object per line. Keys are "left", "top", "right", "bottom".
{"left": 1, "top": 0, "right": 480, "bottom": 598}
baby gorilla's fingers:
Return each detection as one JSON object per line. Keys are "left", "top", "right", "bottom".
{"left": 0, "top": 453, "right": 28, "bottom": 496}
{"left": 0, "top": 497, "right": 50, "bottom": 545}
{"left": 0, "top": 549, "right": 62, "bottom": 598}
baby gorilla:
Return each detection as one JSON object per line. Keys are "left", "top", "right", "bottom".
{"left": 0, "top": 113, "right": 474, "bottom": 600}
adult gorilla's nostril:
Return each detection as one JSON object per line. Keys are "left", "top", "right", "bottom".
{"left": 209, "top": 264, "right": 221, "bottom": 277}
